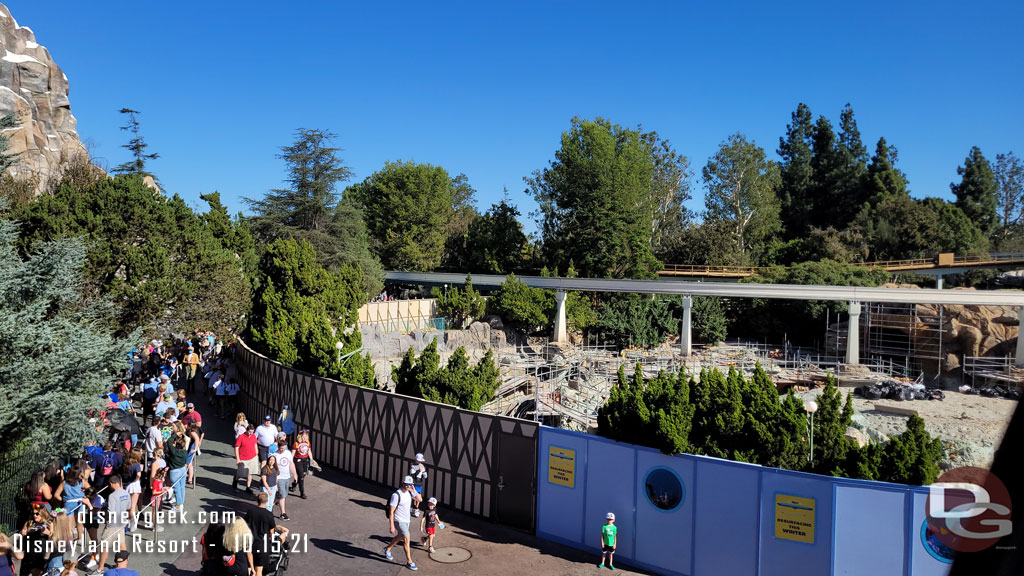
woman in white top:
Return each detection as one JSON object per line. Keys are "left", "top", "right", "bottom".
{"left": 234, "top": 413, "right": 249, "bottom": 438}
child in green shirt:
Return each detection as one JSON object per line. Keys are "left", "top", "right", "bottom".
{"left": 599, "top": 512, "right": 617, "bottom": 570}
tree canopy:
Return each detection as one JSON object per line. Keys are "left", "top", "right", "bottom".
{"left": 527, "top": 117, "right": 664, "bottom": 279}
{"left": 393, "top": 339, "right": 500, "bottom": 411}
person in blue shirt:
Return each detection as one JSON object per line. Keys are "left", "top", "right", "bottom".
{"left": 105, "top": 550, "right": 140, "bottom": 576}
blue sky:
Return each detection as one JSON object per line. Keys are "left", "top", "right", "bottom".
{"left": 5, "top": 0, "right": 1022, "bottom": 231}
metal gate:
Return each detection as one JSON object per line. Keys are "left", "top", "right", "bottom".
{"left": 496, "top": 429, "right": 537, "bottom": 531}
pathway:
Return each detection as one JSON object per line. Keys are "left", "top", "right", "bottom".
{"left": 155, "top": 396, "right": 652, "bottom": 576}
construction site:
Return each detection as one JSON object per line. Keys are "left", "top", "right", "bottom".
{"left": 479, "top": 299, "right": 1024, "bottom": 441}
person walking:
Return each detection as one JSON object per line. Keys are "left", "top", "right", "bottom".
{"left": 259, "top": 457, "right": 279, "bottom": 512}
{"left": 245, "top": 493, "right": 289, "bottom": 576}
{"left": 409, "top": 453, "right": 427, "bottom": 518}
{"left": 277, "top": 406, "right": 295, "bottom": 446}
{"left": 383, "top": 476, "right": 422, "bottom": 571}
{"left": 254, "top": 416, "right": 278, "bottom": 465}
{"left": 599, "top": 512, "right": 617, "bottom": 570}
{"left": 165, "top": 430, "right": 190, "bottom": 514}
{"left": 290, "top": 430, "right": 317, "bottom": 499}
{"left": 94, "top": 475, "right": 130, "bottom": 575}
{"left": 233, "top": 425, "right": 259, "bottom": 493}
{"left": 233, "top": 413, "right": 249, "bottom": 439}
{"left": 271, "top": 441, "right": 296, "bottom": 521}
{"left": 419, "top": 497, "right": 444, "bottom": 553}
{"left": 183, "top": 346, "right": 200, "bottom": 394}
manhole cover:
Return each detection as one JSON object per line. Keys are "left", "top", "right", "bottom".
{"left": 430, "top": 546, "right": 472, "bottom": 563}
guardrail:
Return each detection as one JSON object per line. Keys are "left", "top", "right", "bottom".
{"left": 658, "top": 253, "right": 1024, "bottom": 277}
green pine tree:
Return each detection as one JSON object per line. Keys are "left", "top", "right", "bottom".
{"left": 951, "top": 146, "right": 999, "bottom": 238}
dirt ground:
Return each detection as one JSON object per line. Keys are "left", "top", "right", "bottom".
{"left": 796, "top": 388, "right": 1018, "bottom": 469}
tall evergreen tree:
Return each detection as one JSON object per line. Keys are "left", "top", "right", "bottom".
{"left": 862, "top": 137, "right": 908, "bottom": 204}
{"left": 994, "top": 152, "right": 1024, "bottom": 242}
{"left": 247, "top": 130, "right": 382, "bottom": 295}
{"left": 112, "top": 108, "right": 159, "bottom": 177}
{"left": 0, "top": 212, "right": 134, "bottom": 461}
{"left": 808, "top": 115, "right": 843, "bottom": 229}
{"left": 951, "top": 146, "right": 998, "bottom": 238}
{"left": 702, "top": 133, "right": 782, "bottom": 264}
{"left": 835, "top": 104, "right": 870, "bottom": 215}
{"left": 247, "top": 129, "right": 352, "bottom": 247}
{"left": 778, "top": 103, "right": 816, "bottom": 238}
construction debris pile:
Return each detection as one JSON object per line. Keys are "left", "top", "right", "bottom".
{"left": 958, "top": 384, "right": 1022, "bottom": 400}
{"left": 854, "top": 381, "right": 946, "bottom": 402}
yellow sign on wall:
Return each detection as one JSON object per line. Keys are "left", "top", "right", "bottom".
{"left": 775, "top": 494, "right": 816, "bottom": 544}
{"left": 548, "top": 446, "right": 576, "bottom": 487}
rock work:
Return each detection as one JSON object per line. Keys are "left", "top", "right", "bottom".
{"left": 0, "top": 3, "right": 90, "bottom": 194}
{"left": 359, "top": 317, "right": 522, "bottom": 387}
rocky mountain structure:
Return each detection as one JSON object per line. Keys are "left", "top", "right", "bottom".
{"left": 0, "top": 3, "right": 90, "bottom": 195}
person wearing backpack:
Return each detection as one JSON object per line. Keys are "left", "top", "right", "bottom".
{"left": 383, "top": 476, "right": 422, "bottom": 571}
{"left": 91, "top": 443, "right": 123, "bottom": 491}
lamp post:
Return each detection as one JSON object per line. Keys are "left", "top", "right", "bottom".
{"left": 335, "top": 341, "right": 344, "bottom": 367}
{"left": 805, "top": 400, "right": 818, "bottom": 465}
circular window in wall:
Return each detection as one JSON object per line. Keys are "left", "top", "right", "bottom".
{"left": 644, "top": 467, "right": 684, "bottom": 512}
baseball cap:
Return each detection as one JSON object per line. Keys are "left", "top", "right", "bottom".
{"left": 606, "top": 512, "right": 615, "bottom": 520}
{"left": 186, "top": 402, "right": 195, "bottom": 409}
{"left": 264, "top": 415, "right": 272, "bottom": 421}
{"left": 115, "top": 550, "right": 130, "bottom": 562}
{"left": 428, "top": 497, "right": 437, "bottom": 505}
{"left": 403, "top": 476, "right": 414, "bottom": 485}
{"left": 160, "top": 374, "right": 170, "bottom": 380}
{"left": 415, "top": 453, "right": 425, "bottom": 463}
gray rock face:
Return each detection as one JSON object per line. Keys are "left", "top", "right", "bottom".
{"left": 0, "top": 3, "right": 90, "bottom": 194}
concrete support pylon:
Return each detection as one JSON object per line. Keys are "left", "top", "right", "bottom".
{"left": 1016, "top": 307, "right": 1024, "bottom": 367}
{"left": 553, "top": 290, "right": 568, "bottom": 344}
{"left": 846, "top": 300, "right": 861, "bottom": 365}
{"left": 680, "top": 295, "right": 693, "bottom": 356}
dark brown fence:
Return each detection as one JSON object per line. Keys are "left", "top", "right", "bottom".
{"left": 234, "top": 339, "right": 538, "bottom": 531}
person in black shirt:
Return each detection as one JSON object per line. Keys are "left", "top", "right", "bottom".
{"left": 245, "top": 494, "right": 288, "bottom": 576}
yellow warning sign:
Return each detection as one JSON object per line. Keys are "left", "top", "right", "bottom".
{"left": 548, "top": 446, "right": 576, "bottom": 488}
{"left": 775, "top": 494, "right": 815, "bottom": 544}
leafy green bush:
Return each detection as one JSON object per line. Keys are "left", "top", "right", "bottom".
{"left": 432, "top": 275, "right": 486, "bottom": 329}
{"left": 486, "top": 274, "right": 550, "bottom": 335}
{"left": 590, "top": 294, "right": 676, "bottom": 348}
{"left": 248, "top": 237, "right": 374, "bottom": 386}
{"left": 597, "top": 364, "right": 944, "bottom": 485}
{"left": 393, "top": 338, "right": 500, "bottom": 411}
{"left": 692, "top": 296, "right": 727, "bottom": 345}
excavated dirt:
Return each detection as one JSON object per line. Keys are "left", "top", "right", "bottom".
{"left": 796, "top": 388, "right": 1017, "bottom": 470}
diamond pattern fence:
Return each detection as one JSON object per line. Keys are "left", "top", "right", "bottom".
{"left": 234, "top": 339, "right": 538, "bottom": 528}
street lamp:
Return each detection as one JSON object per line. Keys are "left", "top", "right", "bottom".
{"left": 805, "top": 400, "right": 818, "bottom": 464}
{"left": 335, "top": 341, "right": 344, "bottom": 366}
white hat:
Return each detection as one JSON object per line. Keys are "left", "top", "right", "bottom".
{"left": 415, "top": 453, "right": 425, "bottom": 463}
{"left": 403, "top": 476, "right": 414, "bottom": 485}
{"left": 606, "top": 512, "right": 615, "bottom": 520}
{"left": 428, "top": 497, "right": 438, "bottom": 505}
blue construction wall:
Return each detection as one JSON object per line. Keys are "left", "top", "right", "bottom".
{"left": 537, "top": 427, "right": 952, "bottom": 576}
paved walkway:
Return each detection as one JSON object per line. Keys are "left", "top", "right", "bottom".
{"left": 152, "top": 394, "right": 651, "bottom": 576}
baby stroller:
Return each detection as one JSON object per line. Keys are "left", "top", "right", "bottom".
{"left": 265, "top": 544, "right": 290, "bottom": 576}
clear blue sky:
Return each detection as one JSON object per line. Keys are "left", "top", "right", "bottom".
{"left": 5, "top": 0, "right": 1022, "bottom": 230}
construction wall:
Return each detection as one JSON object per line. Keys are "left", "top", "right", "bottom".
{"left": 537, "top": 427, "right": 952, "bottom": 576}
{"left": 358, "top": 298, "right": 440, "bottom": 332}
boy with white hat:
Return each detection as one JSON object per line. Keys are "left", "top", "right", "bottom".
{"left": 599, "top": 512, "right": 617, "bottom": 570}
{"left": 419, "top": 497, "right": 445, "bottom": 553}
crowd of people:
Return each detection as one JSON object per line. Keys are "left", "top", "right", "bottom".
{"left": 2, "top": 332, "right": 231, "bottom": 576}
{"left": 3, "top": 329, "right": 455, "bottom": 576}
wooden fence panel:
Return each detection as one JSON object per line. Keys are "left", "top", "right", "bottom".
{"left": 234, "top": 339, "right": 537, "bottom": 526}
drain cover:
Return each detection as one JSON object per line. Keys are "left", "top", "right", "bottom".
{"left": 430, "top": 546, "right": 472, "bottom": 563}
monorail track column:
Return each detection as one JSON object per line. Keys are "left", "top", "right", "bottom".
{"left": 680, "top": 295, "right": 692, "bottom": 356}
{"left": 847, "top": 301, "right": 861, "bottom": 365}
{"left": 1017, "top": 307, "right": 1024, "bottom": 367}
{"left": 553, "top": 290, "right": 568, "bottom": 344}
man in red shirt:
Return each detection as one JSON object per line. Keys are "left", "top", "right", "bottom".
{"left": 181, "top": 402, "right": 203, "bottom": 429}
{"left": 234, "top": 424, "right": 259, "bottom": 493}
